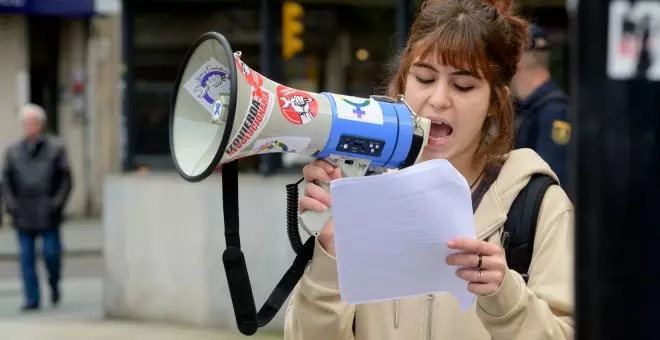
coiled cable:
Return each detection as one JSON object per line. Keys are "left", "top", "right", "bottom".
{"left": 286, "top": 177, "right": 306, "bottom": 254}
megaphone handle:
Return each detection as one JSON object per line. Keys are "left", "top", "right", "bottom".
{"left": 298, "top": 182, "right": 334, "bottom": 237}
{"left": 298, "top": 160, "right": 371, "bottom": 237}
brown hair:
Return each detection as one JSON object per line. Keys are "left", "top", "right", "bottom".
{"left": 387, "top": 0, "right": 529, "bottom": 166}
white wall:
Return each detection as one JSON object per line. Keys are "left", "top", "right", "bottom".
{"left": 0, "top": 14, "right": 122, "bottom": 219}
{"left": 58, "top": 20, "right": 89, "bottom": 216}
{"left": 103, "top": 173, "right": 305, "bottom": 332}
{"left": 58, "top": 15, "right": 123, "bottom": 217}
{"left": 87, "top": 15, "right": 123, "bottom": 216}
{"left": 0, "top": 15, "right": 28, "bottom": 156}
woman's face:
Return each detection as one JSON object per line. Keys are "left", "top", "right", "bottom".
{"left": 403, "top": 56, "right": 491, "bottom": 167}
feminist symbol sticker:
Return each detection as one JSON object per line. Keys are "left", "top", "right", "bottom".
{"left": 331, "top": 94, "right": 384, "bottom": 125}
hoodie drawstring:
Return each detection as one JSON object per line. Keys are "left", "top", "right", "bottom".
{"left": 393, "top": 300, "right": 400, "bottom": 328}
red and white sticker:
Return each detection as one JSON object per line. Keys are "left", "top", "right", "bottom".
{"left": 277, "top": 85, "right": 318, "bottom": 125}
{"left": 234, "top": 56, "right": 264, "bottom": 88}
{"left": 225, "top": 85, "right": 274, "bottom": 158}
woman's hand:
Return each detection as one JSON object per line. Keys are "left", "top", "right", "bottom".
{"left": 445, "top": 239, "right": 507, "bottom": 296}
{"left": 299, "top": 159, "right": 342, "bottom": 256}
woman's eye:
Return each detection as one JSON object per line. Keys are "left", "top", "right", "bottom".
{"left": 454, "top": 84, "right": 474, "bottom": 92}
{"left": 415, "top": 76, "right": 434, "bottom": 84}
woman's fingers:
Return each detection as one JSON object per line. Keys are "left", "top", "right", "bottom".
{"left": 299, "top": 196, "right": 328, "bottom": 214}
{"left": 303, "top": 163, "right": 333, "bottom": 184}
{"left": 304, "top": 183, "right": 332, "bottom": 206}
{"left": 311, "top": 159, "right": 337, "bottom": 174}
{"left": 455, "top": 268, "right": 505, "bottom": 285}
{"left": 445, "top": 253, "right": 505, "bottom": 271}
{"left": 308, "top": 159, "right": 343, "bottom": 181}
{"left": 447, "top": 239, "right": 503, "bottom": 257}
{"left": 298, "top": 159, "right": 340, "bottom": 214}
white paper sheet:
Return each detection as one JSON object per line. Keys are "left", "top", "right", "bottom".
{"left": 329, "top": 159, "right": 477, "bottom": 310}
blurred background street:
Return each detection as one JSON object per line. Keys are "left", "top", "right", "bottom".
{"left": 0, "top": 220, "right": 282, "bottom": 339}
{"left": 0, "top": 0, "right": 658, "bottom": 338}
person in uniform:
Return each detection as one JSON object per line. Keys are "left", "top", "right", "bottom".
{"left": 510, "top": 24, "right": 571, "bottom": 188}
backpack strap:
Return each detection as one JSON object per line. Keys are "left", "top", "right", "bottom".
{"left": 501, "top": 174, "right": 557, "bottom": 283}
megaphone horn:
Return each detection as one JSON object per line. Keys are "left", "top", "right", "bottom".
{"left": 169, "top": 32, "right": 431, "bottom": 336}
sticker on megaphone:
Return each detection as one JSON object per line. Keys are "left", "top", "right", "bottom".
{"left": 211, "top": 99, "right": 224, "bottom": 124}
{"left": 182, "top": 57, "right": 231, "bottom": 115}
{"left": 277, "top": 85, "right": 318, "bottom": 125}
{"left": 251, "top": 136, "right": 311, "bottom": 154}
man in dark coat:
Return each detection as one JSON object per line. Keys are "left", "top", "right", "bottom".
{"left": 1, "top": 103, "right": 72, "bottom": 311}
{"left": 511, "top": 25, "right": 571, "bottom": 188}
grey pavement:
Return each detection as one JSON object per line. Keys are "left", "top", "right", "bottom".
{"left": 0, "top": 220, "right": 283, "bottom": 339}
{"left": 0, "top": 277, "right": 103, "bottom": 320}
{"left": 0, "top": 319, "right": 284, "bottom": 340}
{"left": 0, "top": 218, "right": 102, "bottom": 260}
{"left": 0, "top": 277, "right": 283, "bottom": 339}
{"left": 0, "top": 261, "right": 282, "bottom": 339}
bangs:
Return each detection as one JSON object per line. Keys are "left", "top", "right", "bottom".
{"left": 412, "top": 23, "right": 491, "bottom": 80}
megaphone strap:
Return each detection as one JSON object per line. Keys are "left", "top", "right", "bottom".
{"left": 220, "top": 160, "right": 315, "bottom": 336}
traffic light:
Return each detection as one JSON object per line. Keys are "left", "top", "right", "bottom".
{"left": 282, "top": 1, "right": 304, "bottom": 60}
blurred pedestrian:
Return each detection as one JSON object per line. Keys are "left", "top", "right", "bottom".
{"left": 510, "top": 24, "right": 571, "bottom": 187}
{"left": 1, "top": 103, "right": 72, "bottom": 312}
{"left": 286, "top": 0, "right": 573, "bottom": 339}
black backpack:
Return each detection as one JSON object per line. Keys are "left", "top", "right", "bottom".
{"left": 502, "top": 173, "right": 558, "bottom": 283}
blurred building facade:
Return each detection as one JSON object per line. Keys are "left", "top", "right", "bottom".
{"left": 123, "top": 0, "right": 571, "bottom": 173}
{"left": 0, "top": 1, "right": 122, "bottom": 217}
{"left": 0, "top": 0, "right": 568, "bottom": 219}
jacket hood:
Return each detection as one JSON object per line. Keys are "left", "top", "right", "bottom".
{"left": 473, "top": 148, "right": 560, "bottom": 239}
{"left": 494, "top": 148, "right": 559, "bottom": 199}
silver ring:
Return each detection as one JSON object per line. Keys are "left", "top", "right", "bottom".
{"left": 477, "top": 270, "right": 483, "bottom": 283}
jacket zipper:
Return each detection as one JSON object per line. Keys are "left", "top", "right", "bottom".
{"left": 425, "top": 294, "right": 435, "bottom": 340}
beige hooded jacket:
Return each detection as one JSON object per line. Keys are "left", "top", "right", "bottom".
{"left": 284, "top": 148, "right": 574, "bottom": 340}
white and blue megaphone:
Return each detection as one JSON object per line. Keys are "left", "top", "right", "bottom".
{"left": 169, "top": 32, "right": 431, "bottom": 336}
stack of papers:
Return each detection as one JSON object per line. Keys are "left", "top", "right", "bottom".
{"left": 329, "top": 159, "right": 477, "bottom": 310}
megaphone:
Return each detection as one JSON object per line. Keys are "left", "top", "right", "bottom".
{"left": 169, "top": 32, "right": 431, "bottom": 336}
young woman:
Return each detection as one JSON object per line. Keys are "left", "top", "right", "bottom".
{"left": 285, "top": 0, "right": 574, "bottom": 339}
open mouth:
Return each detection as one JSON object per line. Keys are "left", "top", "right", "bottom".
{"left": 429, "top": 121, "right": 454, "bottom": 144}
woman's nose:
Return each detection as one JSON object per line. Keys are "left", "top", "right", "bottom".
{"left": 427, "top": 83, "right": 451, "bottom": 110}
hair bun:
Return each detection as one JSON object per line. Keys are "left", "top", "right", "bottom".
{"left": 482, "top": 0, "right": 514, "bottom": 15}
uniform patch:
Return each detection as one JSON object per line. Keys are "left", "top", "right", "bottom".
{"left": 551, "top": 120, "right": 572, "bottom": 145}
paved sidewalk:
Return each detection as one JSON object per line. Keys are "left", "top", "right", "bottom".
{"left": 0, "top": 277, "right": 283, "bottom": 339}
{"left": 0, "top": 319, "right": 284, "bottom": 340}
{"left": 0, "top": 219, "right": 102, "bottom": 260}
{"left": 0, "top": 277, "right": 103, "bottom": 319}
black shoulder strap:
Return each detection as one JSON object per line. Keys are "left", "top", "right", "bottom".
{"left": 528, "top": 89, "right": 568, "bottom": 115}
{"left": 221, "top": 160, "right": 315, "bottom": 336}
{"left": 501, "top": 174, "right": 557, "bottom": 283}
